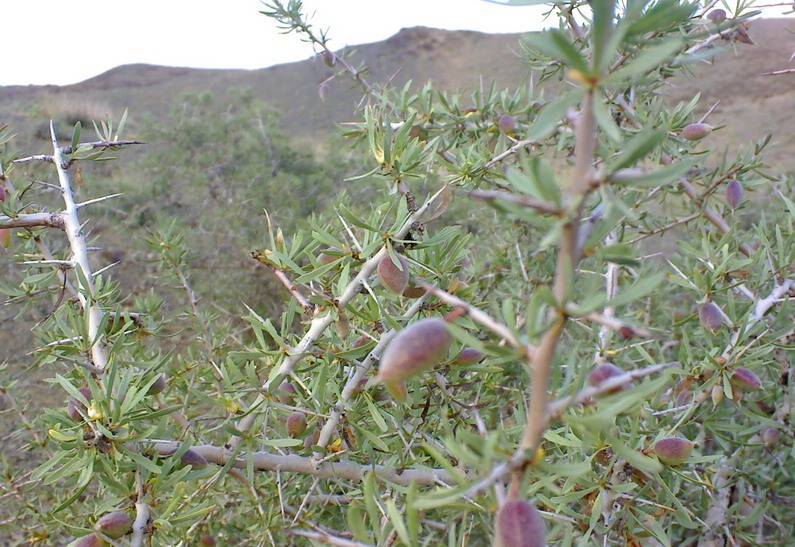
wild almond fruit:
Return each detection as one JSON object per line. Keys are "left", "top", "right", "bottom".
{"left": 497, "top": 115, "right": 518, "bottom": 135}
{"left": 731, "top": 368, "right": 763, "bottom": 392}
{"left": 707, "top": 9, "right": 727, "bottom": 23}
{"left": 378, "top": 253, "right": 409, "bottom": 295}
{"left": 276, "top": 382, "right": 297, "bottom": 405}
{"left": 180, "top": 448, "right": 209, "bottom": 469}
{"left": 287, "top": 411, "right": 308, "bottom": 437}
{"left": 377, "top": 317, "right": 452, "bottom": 385}
{"left": 493, "top": 499, "right": 547, "bottom": 547}
{"left": 725, "top": 179, "right": 743, "bottom": 210}
{"left": 317, "top": 247, "right": 342, "bottom": 265}
{"left": 762, "top": 427, "right": 780, "bottom": 448}
{"left": 199, "top": 535, "right": 217, "bottom": 546}
{"left": 94, "top": 511, "right": 132, "bottom": 539}
{"left": 452, "top": 348, "right": 484, "bottom": 365}
{"left": 681, "top": 123, "right": 712, "bottom": 141}
{"left": 147, "top": 374, "right": 167, "bottom": 395}
{"left": 587, "top": 363, "right": 630, "bottom": 393}
{"left": 653, "top": 437, "right": 694, "bottom": 466}
{"left": 699, "top": 302, "right": 724, "bottom": 332}
{"left": 74, "top": 534, "right": 107, "bottom": 547}
{"left": 67, "top": 386, "right": 93, "bottom": 421}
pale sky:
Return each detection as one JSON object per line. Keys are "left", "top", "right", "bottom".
{"left": 1, "top": 1, "right": 792, "bottom": 86}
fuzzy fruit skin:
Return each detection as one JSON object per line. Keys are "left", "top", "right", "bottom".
{"left": 74, "top": 534, "right": 107, "bottom": 547}
{"left": 452, "top": 348, "right": 484, "bottom": 365}
{"left": 762, "top": 427, "right": 780, "bottom": 448}
{"left": 180, "top": 448, "right": 209, "bottom": 469}
{"left": 199, "top": 535, "right": 217, "bottom": 546}
{"left": 725, "top": 179, "right": 743, "bottom": 210}
{"left": 493, "top": 499, "right": 547, "bottom": 547}
{"left": 707, "top": 9, "right": 727, "bottom": 22}
{"left": 497, "top": 115, "right": 518, "bottom": 134}
{"left": 587, "top": 363, "right": 626, "bottom": 389}
{"left": 148, "top": 374, "right": 167, "bottom": 395}
{"left": 317, "top": 247, "right": 342, "bottom": 265}
{"left": 94, "top": 511, "right": 132, "bottom": 539}
{"left": 699, "top": 302, "right": 724, "bottom": 332}
{"left": 276, "top": 382, "right": 297, "bottom": 405}
{"left": 681, "top": 123, "right": 712, "bottom": 141}
{"left": 67, "top": 386, "right": 93, "bottom": 421}
{"left": 653, "top": 437, "right": 694, "bottom": 466}
{"left": 731, "top": 368, "right": 763, "bottom": 392}
{"left": 377, "top": 317, "right": 453, "bottom": 385}
{"left": 287, "top": 411, "right": 308, "bottom": 437}
{"left": 378, "top": 254, "right": 410, "bottom": 295}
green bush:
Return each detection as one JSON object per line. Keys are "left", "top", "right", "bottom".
{"left": 1, "top": 1, "right": 793, "bottom": 545}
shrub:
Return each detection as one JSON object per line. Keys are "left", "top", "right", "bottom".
{"left": 1, "top": 1, "right": 793, "bottom": 545}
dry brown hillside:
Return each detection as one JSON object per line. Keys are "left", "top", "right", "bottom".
{"left": 1, "top": 19, "right": 793, "bottom": 166}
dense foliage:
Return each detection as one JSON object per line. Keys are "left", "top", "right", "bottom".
{"left": 1, "top": 1, "right": 793, "bottom": 546}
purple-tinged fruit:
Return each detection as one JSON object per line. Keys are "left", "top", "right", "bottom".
{"left": 452, "top": 348, "right": 484, "bottom": 365}
{"left": 762, "top": 427, "right": 780, "bottom": 448}
{"left": 199, "top": 535, "right": 217, "bottom": 546}
{"left": 493, "top": 499, "right": 547, "bottom": 547}
{"left": 725, "top": 179, "right": 743, "bottom": 210}
{"left": 699, "top": 302, "right": 724, "bottom": 332}
{"left": 148, "top": 374, "right": 167, "bottom": 395}
{"left": 731, "top": 368, "right": 763, "bottom": 392}
{"left": 67, "top": 386, "right": 92, "bottom": 421}
{"left": 74, "top": 534, "right": 107, "bottom": 547}
{"left": 276, "top": 382, "right": 297, "bottom": 405}
{"left": 94, "top": 511, "right": 132, "bottom": 539}
{"left": 317, "top": 247, "right": 342, "bottom": 265}
{"left": 377, "top": 317, "right": 453, "bottom": 385}
{"left": 180, "top": 448, "right": 208, "bottom": 469}
{"left": 287, "top": 411, "right": 308, "bottom": 437}
{"left": 653, "top": 437, "right": 694, "bottom": 466}
{"left": 378, "top": 254, "right": 410, "bottom": 295}
{"left": 402, "top": 284, "right": 427, "bottom": 299}
{"left": 681, "top": 123, "right": 713, "bottom": 141}
{"left": 587, "top": 363, "right": 629, "bottom": 393}
{"left": 497, "top": 115, "right": 518, "bottom": 135}
{"left": 303, "top": 427, "right": 320, "bottom": 449}
{"left": 707, "top": 9, "right": 727, "bottom": 23}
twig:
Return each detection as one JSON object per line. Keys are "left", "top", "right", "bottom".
{"left": 50, "top": 121, "right": 109, "bottom": 371}
{"left": 419, "top": 282, "right": 536, "bottom": 358}
{"left": 0, "top": 212, "right": 65, "bottom": 230}
{"left": 12, "top": 140, "right": 145, "bottom": 165}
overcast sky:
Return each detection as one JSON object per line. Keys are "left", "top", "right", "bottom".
{"left": 1, "top": 1, "right": 792, "bottom": 86}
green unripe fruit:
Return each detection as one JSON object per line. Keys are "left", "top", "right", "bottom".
{"left": 94, "top": 511, "right": 132, "bottom": 539}
{"left": 699, "top": 302, "right": 724, "bottom": 332}
{"left": 377, "top": 317, "right": 453, "bottom": 385}
{"left": 731, "top": 367, "right": 763, "bottom": 392}
{"left": 493, "top": 499, "right": 547, "bottom": 547}
{"left": 378, "top": 254, "right": 410, "bottom": 295}
{"left": 287, "top": 411, "right": 308, "bottom": 437}
{"left": 681, "top": 123, "right": 712, "bottom": 141}
{"left": 653, "top": 437, "right": 694, "bottom": 466}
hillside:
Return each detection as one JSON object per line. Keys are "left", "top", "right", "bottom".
{"left": 1, "top": 19, "right": 794, "bottom": 166}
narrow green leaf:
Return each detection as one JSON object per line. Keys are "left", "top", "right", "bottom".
{"left": 526, "top": 89, "right": 584, "bottom": 142}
